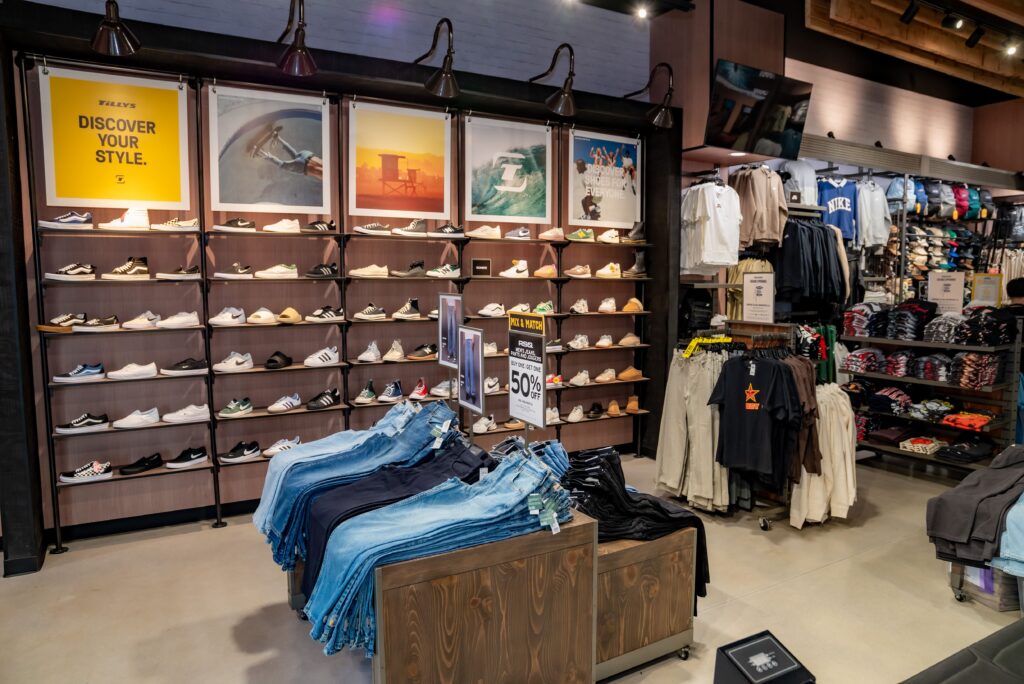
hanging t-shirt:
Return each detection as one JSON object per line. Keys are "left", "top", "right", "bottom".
{"left": 856, "top": 180, "right": 892, "bottom": 248}
{"left": 700, "top": 184, "right": 742, "bottom": 266}
{"left": 818, "top": 178, "right": 858, "bottom": 241}
{"left": 780, "top": 160, "right": 817, "bottom": 206}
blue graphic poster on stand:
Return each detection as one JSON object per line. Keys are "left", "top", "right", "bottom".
{"left": 465, "top": 117, "right": 551, "bottom": 224}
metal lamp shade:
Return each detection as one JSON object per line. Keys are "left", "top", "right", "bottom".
{"left": 425, "top": 54, "right": 459, "bottom": 98}
{"left": 278, "top": 26, "right": 317, "bottom": 77}
{"left": 546, "top": 82, "right": 576, "bottom": 117}
{"left": 91, "top": 1, "right": 140, "bottom": 56}
{"left": 649, "top": 93, "right": 673, "bottom": 129}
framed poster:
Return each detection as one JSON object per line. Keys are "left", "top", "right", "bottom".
{"left": 38, "top": 67, "right": 190, "bottom": 209}
{"left": 568, "top": 129, "right": 641, "bottom": 229}
{"left": 458, "top": 326, "right": 485, "bottom": 415}
{"left": 438, "top": 293, "right": 463, "bottom": 370}
{"left": 973, "top": 273, "right": 1003, "bottom": 306}
{"left": 348, "top": 102, "right": 451, "bottom": 220}
{"left": 465, "top": 117, "right": 551, "bottom": 224}
{"left": 208, "top": 86, "right": 331, "bottom": 214}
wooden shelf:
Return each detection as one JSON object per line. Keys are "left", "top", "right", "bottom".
{"left": 347, "top": 316, "right": 434, "bottom": 325}
{"left": 215, "top": 402, "right": 348, "bottom": 422}
{"left": 205, "top": 230, "right": 338, "bottom": 238}
{"left": 840, "top": 335, "right": 1012, "bottom": 353}
{"left": 344, "top": 233, "right": 469, "bottom": 244}
{"left": 847, "top": 370, "right": 1008, "bottom": 393}
{"left": 856, "top": 408, "right": 1006, "bottom": 433}
{"left": 56, "top": 461, "right": 214, "bottom": 488}
{"left": 208, "top": 276, "right": 342, "bottom": 283}
{"left": 54, "top": 418, "right": 210, "bottom": 440}
{"left": 41, "top": 325, "right": 206, "bottom": 338}
{"left": 38, "top": 227, "right": 200, "bottom": 237}
{"left": 857, "top": 441, "right": 990, "bottom": 471}
{"left": 49, "top": 372, "right": 206, "bottom": 389}
{"left": 346, "top": 275, "right": 462, "bottom": 282}
{"left": 348, "top": 396, "right": 448, "bottom": 410}
{"left": 43, "top": 278, "right": 200, "bottom": 286}
{"left": 553, "top": 344, "right": 650, "bottom": 355}
{"left": 210, "top": 320, "right": 346, "bottom": 329}
{"left": 213, "top": 361, "right": 346, "bottom": 376}
{"left": 558, "top": 409, "right": 649, "bottom": 425}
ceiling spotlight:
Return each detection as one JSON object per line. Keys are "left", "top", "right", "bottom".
{"left": 637, "top": 7, "right": 648, "bottom": 19}
{"left": 899, "top": 0, "right": 919, "bottom": 25}
{"left": 966, "top": 25, "right": 985, "bottom": 47}
{"left": 414, "top": 18, "right": 459, "bottom": 99}
{"left": 528, "top": 43, "right": 576, "bottom": 117}
{"left": 624, "top": 62, "right": 674, "bottom": 129}
{"left": 91, "top": 0, "right": 140, "bottom": 57}
{"left": 1007, "top": 42, "right": 1019, "bottom": 56}
{"left": 941, "top": 13, "right": 964, "bottom": 30}
{"left": 277, "top": 0, "right": 317, "bottom": 77}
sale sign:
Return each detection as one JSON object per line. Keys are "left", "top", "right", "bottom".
{"left": 38, "top": 67, "right": 190, "bottom": 209}
{"left": 508, "top": 311, "right": 546, "bottom": 428}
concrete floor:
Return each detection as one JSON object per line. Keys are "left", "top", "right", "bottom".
{"left": 0, "top": 460, "right": 1018, "bottom": 683}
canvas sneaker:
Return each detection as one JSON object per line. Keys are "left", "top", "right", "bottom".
{"left": 53, "top": 363, "right": 105, "bottom": 383}
{"left": 56, "top": 413, "right": 109, "bottom": 433}
{"left": 305, "top": 306, "right": 344, "bottom": 322}
{"left": 210, "top": 307, "right": 245, "bottom": 326}
{"left": 268, "top": 393, "right": 302, "bottom": 414}
{"left": 565, "top": 264, "right": 592, "bottom": 278}
{"left": 597, "top": 229, "right": 620, "bottom": 244}
{"left": 254, "top": 264, "right": 297, "bottom": 279}
{"left": 478, "top": 302, "right": 505, "bottom": 317}
{"left": 499, "top": 260, "right": 529, "bottom": 278}
{"left": 354, "top": 303, "right": 387, "bottom": 321}
{"left": 619, "top": 332, "right": 641, "bottom": 347}
{"left": 566, "top": 228, "right": 595, "bottom": 242}
{"left": 155, "top": 265, "right": 201, "bottom": 280}
{"left": 390, "top": 261, "right": 426, "bottom": 278}
{"left": 426, "top": 263, "right": 460, "bottom": 278}
{"left": 307, "top": 388, "right": 341, "bottom": 410}
{"left": 222, "top": 441, "right": 261, "bottom": 463}
{"left": 356, "top": 342, "right": 382, "bottom": 363}
{"left": 393, "top": 219, "right": 429, "bottom": 237}
{"left": 377, "top": 381, "right": 404, "bottom": 403}
{"left": 305, "top": 263, "right": 338, "bottom": 279}
{"left": 428, "top": 223, "right": 465, "bottom": 238}
{"left": 305, "top": 346, "right": 340, "bottom": 367}
{"left": 622, "top": 297, "right": 644, "bottom": 313}
{"left": 113, "top": 408, "right": 160, "bottom": 429}
{"left": 73, "top": 315, "right": 119, "bottom": 332}
{"left": 263, "top": 218, "right": 301, "bottom": 233}
{"left": 569, "top": 370, "right": 591, "bottom": 386}
{"left": 409, "top": 378, "right": 429, "bottom": 401}
{"left": 473, "top": 414, "right": 497, "bottom": 434}
{"left": 539, "top": 226, "right": 565, "bottom": 240}
{"left": 102, "top": 256, "right": 149, "bottom": 280}
{"left": 595, "top": 368, "right": 616, "bottom": 383}
{"left": 45, "top": 263, "right": 96, "bottom": 281}
{"left": 107, "top": 362, "right": 158, "bottom": 380}
{"left": 484, "top": 342, "right": 499, "bottom": 356}
{"left": 569, "top": 298, "right": 589, "bottom": 314}
{"left": 533, "top": 300, "right": 554, "bottom": 315}
{"left": 350, "top": 264, "right": 389, "bottom": 278}
{"left": 568, "top": 334, "right": 590, "bottom": 350}
{"left": 98, "top": 208, "right": 150, "bottom": 231}
{"left": 354, "top": 380, "right": 377, "bottom": 405}
{"left": 160, "top": 358, "right": 208, "bottom": 376}
{"left": 533, "top": 264, "right": 557, "bottom": 278}
{"left": 504, "top": 226, "right": 532, "bottom": 240}
{"left": 595, "top": 334, "right": 614, "bottom": 348}
{"left": 156, "top": 313, "right": 200, "bottom": 327}
{"left": 212, "top": 218, "right": 256, "bottom": 232}
{"left": 214, "top": 263, "right": 253, "bottom": 279}
{"left": 302, "top": 219, "right": 336, "bottom": 233}
{"left": 406, "top": 343, "right": 437, "bottom": 360}
{"left": 393, "top": 298, "right": 421, "bottom": 320}
{"left": 122, "top": 311, "right": 160, "bottom": 329}
{"left": 382, "top": 340, "right": 405, "bottom": 362}
{"left": 622, "top": 221, "right": 645, "bottom": 244}
{"left": 598, "top": 297, "right": 617, "bottom": 313}
{"left": 546, "top": 407, "right": 562, "bottom": 424}
{"left": 430, "top": 380, "right": 453, "bottom": 397}
{"left": 263, "top": 437, "right": 301, "bottom": 457}
{"left": 246, "top": 307, "right": 277, "bottom": 325}
{"left": 166, "top": 447, "right": 208, "bottom": 469}
{"left": 567, "top": 405, "right": 585, "bottom": 423}
{"left": 353, "top": 222, "right": 391, "bottom": 235}
{"left": 218, "top": 398, "right": 253, "bottom": 419}
{"left": 59, "top": 460, "right": 112, "bottom": 483}
{"left": 163, "top": 404, "right": 209, "bottom": 423}
{"left": 214, "top": 352, "right": 253, "bottom": 373}
{"left": 49, "top": 312, "right": 87, "bottom": 328}
{"left": 151, "top": 217, "right": 199, "bottom": 231}
{"left": 466, "top": 225, "right": 501, "bottom": 239}
{"left": 484, "top": 377, "right": 500, "bottom": 394}
{"left": 39, "top": 211, "right": 93, "bottom": 230}
{"left": 596, "top": 262, "right": 622, "bottom": 279}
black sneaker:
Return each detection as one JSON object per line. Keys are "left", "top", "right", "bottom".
{"left": 353, "top": 303, "right": 387, "bottom": 321}
{"left": 59, "top": 460, "right": 112, "bottom": 484}
{"left": 307, "top": 388, "right": 340, "bottom": 410}
{"left": 428, "top": 223, "right": 465, "bottom": 238}
{"left": 55, "top": 412, "right": 110, "bottom": 434}
{"left": 406, "top": 343, "right": 438, "bottom": 360}
{"left": 156, "top": 265, "right": 201, "bottom": 280}
{"left": 213, "top": 218, "right": 256, "bottom": 232}
{"left": 166, "top": 446, "right": 208, "bottom": 469}
{"left": 622, "top": 221, "right": 645, "bottom": 244}
{"left": 160, "top": 357, "right": 208, "bottom": 376}
{"left": 45, "top": 263, "right": 96, "bottom": 281}
{"left": 72, "top": 315, "right": 120, "bottom": 332}
{"left": 586, "top": 402, "right": 604, "bottom": 419}
{"left": 304, "top": 306, "right": 344, "bottom": 322}
{"left": 390, "top": 261, "right": 426, "bottom": 278}
{"left": 264, "top": 351, "right": 293, "bottom": 370}
{"left": 213, "top": 262, "right": 253, "bottom": 279}
{"left": 393, "top": 298, "right": 421, "bottom": 320}
{"left": 353, "top": 222, "right": 391, "bottom": 236}
{"left": 305, "top": 263, "right": 338, "bottom": 279}
{"left": 101, "top": 256, "right": 149, "bottom": 280}
{"left": 221, "top": 441, "right": 261, "bottom": 463}
{"left": 378, "top": 380, "right": 404, "bottom": 403}
{"left": 302, "top": 219, "right": 336, "bottom": 233}
{"left": 118, "top": 453, "right": 163, "bottom": 476}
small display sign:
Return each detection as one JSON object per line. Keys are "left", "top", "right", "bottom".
{"left": 457, "top": 325, "right": 485, "bottom": 415}
{"left": 508, "top": 312, "right": 546, "bottom": 428}
{"left": 437, "top": 293, "right": 462, "bottom": 370}
{"left": 927, "top": 271, "right": 966, "bottom": 314}
{"left": 742, "top": 273, "right": 775, "bottom": 323}
{"left": 715, "top": 630, "right": 814, "bottom": 684}
{"left": 972, "top": 273, "right": 1003, "bottom": 307}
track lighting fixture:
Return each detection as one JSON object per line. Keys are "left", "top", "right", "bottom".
{"left": 277, "top": 0, "right": 317, "bottom": 77}
{"left": 91, "top": 0, "right": 140, "bottom": 57}
{"left": 941, "top": 13, "right": 964, "bottom": 30}
{"left": 624, "top": 62, "right": 674, "bottom": 129}
{"left": 413, "top": 18, "right": 459, "bottom": 99}
{"left": 1006, "top": 41, "right": 1019, "bottom": 56}
{"left": 528, "top": 43, "right": 576, "bottom": 117}
{"left": 966, "top": 25, "right": 985, "bottom": 48}
{"left": 827, "top": 131, "right": 836, "bottom": 139}
{"left": 899, "top": 0, "right": 919, "bottom": 24}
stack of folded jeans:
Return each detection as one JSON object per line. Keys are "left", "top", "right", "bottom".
{"left": 956, "top": 307, "right": 1018, "bottom": 346}
{"left": 906, "top": 399, "right": 954, "bottom": 422}
{"left": 843, "top": 302, "right": 889, "bottom": 337}
{"left": 934, "top": 434, "right": 997, "bottom": 465}
{"left": 923, "top": 313, "right": 965, "bottom": 343}
{"left": 867, "top": 386, "right": 913, "bottom": 415}
{"left": 911, "top": 353, "right": 952, "bottom": 382}
{"left": 305, "top": 449, "right": 571, "bottom": 655}
{"left": 490, "top": 436, "right": 571, "bottom": 479}
{"left": 842, "top": 347, "right": 886, "bottom": 373}
{"left": 950, "top": 352, "right": 1003, "bottom": 390}
{"left": 885, "top": 350, "right": 915, "bottom": 377}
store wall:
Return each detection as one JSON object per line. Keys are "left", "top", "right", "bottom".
{"left": 972, "top": 99, "right": 1024, "bottom": 170}
{"left": 33, "top": 0, "right": 651, "bottom": 98}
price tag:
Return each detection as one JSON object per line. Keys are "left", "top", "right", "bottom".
{"left": 508, "top": 312, "right": 547, "bottom": 428}
{"left": 528, "top": 493, "right": 542, "bottom": 514}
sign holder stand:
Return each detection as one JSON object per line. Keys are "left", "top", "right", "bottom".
{"left": 508, "top": 312, "right": 547, "bottom": 449}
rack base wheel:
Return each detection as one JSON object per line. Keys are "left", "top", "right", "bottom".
{"left": 954, "top": 590, "right": 968, "bottom": 602}
{"left": 759, "top": 517, "right": 772, "bottom": 531}
{"left": 212, "top": 521, "right": 227, "bottom": 529}
{"left": 297, "top": 610, "right": 308, "bottom": 621}
{"left": 677, "top": 647, "right": 690, "bottom": 661}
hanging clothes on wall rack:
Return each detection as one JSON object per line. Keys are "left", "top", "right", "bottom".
{"left": 729, "top": 165, "right": 788, "bottom": 248}
{"left": 680, "top": 173, "right": 742, "bottom": 275}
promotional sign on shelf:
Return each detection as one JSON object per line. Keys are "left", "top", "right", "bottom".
{"left": 457, "top": 325, "right": 485, "bottom": 415}
{"left": 437, "top": 293, "right": 462, "bottom": 370}
{"left": 39, "top": 67, "right": 190, "bottom": 209}
{"left": 742, "top": 273, "right": 775, "bottom": 323}
{"left": 972, "top": 273, "right": 1003, "bottom": 307}
{"left": 508, "top": 312, "right": 546, "bottom": 428}
{"left": 928, "top": 271, "right": 966, "bottom": 314}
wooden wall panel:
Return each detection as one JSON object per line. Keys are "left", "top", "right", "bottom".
{"left": 972, "top": 99, "right": 1024, "bottom": 170}
{"left": 712, "top": 0, "right": 786, "bottom": 75}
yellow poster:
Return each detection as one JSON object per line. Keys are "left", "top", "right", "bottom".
{"left": 39, "top": 67, "right": 189, "bottom": 209}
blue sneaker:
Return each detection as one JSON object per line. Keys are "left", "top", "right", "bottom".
{"left": 39, "top": 211, "right": 93, "bottom": 230}
{"left": 378, "top": 380, "right": 404, "bottom": 403}
{"left": 52, "top": 363, "right": 105, "bottom": 383}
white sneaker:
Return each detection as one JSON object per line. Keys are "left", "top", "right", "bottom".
{"left": 349, "top": 264, "right": 389, "bottom": 278}
{"left": 122, "top": 311, "right": 160, "bottom": 329}
{"left": 508, "top": 303, "right": 530, "bottom": 314}
{"left": 478, "top": 302, "right": 506, "bottom": 317}
{"left": 546, "top": 407, "right": 562, "bottom": 424}
{"left": 426, "top": 264, "right": 460, "bottom": 278}
{"left": 596, "top": 262, "right": 622, "bottom": 279}
{"left": 246, "top": 307, "right": 276, "bottom": 325}
{"left": 107, "top": 362, "right": 158, "bottom": 380}
{"left": 569, "top": 298, "right": 589, "bottom": 314}
{"left": 569, "top": 370, "right": 590, "bottom": 386}
{"left": 539, "top": 226, "right": 565, "bottom": 240}
{"left": 356, "top": 342, "right": 381, "bottom": 363}
{"left": 473, "top": 414, "right": 497, "bottom": 434}
{"left": 150, "top": 217, "right": 199, "bottom": 231}
{"left": 568, "top": 334, "right": 590, "bottom": 350}
{"left": 499, "top": 260, "right": 529, "bottom": 278}
{"left": 598, "top": 229, "right": 620, "bottom": 244}
{"left": 214, "top": 352, "right": 253, "bottom": 373}
{"left": 156, "top": 311, "right": 200, "bottom": 329}
{"left": 98, "top": 208, "right": 150, "bottom": 231}
{"left": 430, "top": 380, "right": 454, "bottom": 397}
{"left": 268, "top": 393, "right": 301, "bottom": 414}
{"left": 567, "top": 405, "right": 585, "bottom": 423}
{"left": 304, "top": 346, "right": 339, "bottom": 367}
{"left": 163, "top": 404, "right": 209, "bottom": 423}
{"left": 595, "top": 334, "right": 613, "bottom": 348}
{"left": 598, "top": 298, "right": 617, "bottom": 313}
{"left": 467, "top": 225, "right": 501, "bottom": 239}
{"left": 113, "top": 407, "right": 160, "bottom": 428}
{"left": 382, "top": 340, "right": 404, "bottom": 362}
{"left": 484, "top": 342, "right": 498, "bottom": 356}
{"left": 263, "top": 437, "right": 301, "bottom": 457}
{"left": 263, "top": 218, "right": 300, "bottom": 233}
{"left": 210, "top": 307, "right": 245, "bottom": 326}
{"left": 484, "top": 377, "right": 500, "bottom": 394}
{"left": 254, "top": 264, "right": 298, "bottom": 279}
{"left": 595, "top": 368, "right": 616, "bottom": 383}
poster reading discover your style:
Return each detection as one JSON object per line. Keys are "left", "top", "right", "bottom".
{"left": 39, "top": 67, "right": 190, "bottom": 209}
{"left": 568, "top": 129, "right": 641, "bottom": 229}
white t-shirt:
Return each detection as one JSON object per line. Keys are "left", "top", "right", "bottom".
{"left": 700, "top": 184, "right": 742, "bottom": 266}
{"left": 856, "top": 181, "right": 892, "bottom": 247}
{"left": 779, "top": 159, "right": 817, "bottom": 206}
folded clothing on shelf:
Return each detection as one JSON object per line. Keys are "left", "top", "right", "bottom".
{"left": 910, "top": 353, "right": 952, "bottom": 382}
{"left": 867, "top": 386, "right": 913, "bottom": 415}
{"left": 950, "top": 352, "right": 1003, "bottom": 390}
{"left": 899, "top": 436, "right": 948, "bottom": 455}
{"left": 885, "top": 350, "right": 915, "bottom": 377}
{"left": 843, "top": 302, "right": 890, "bottom": 337}
{"left": 940, "top": 410, "right": 997, "bottom": 431}
{"left": 923, "top": 313, "right": 966, "bottom": 343}
{"left": 855, "top": 414, "right": 874, "bottom": 441}
{"left": 955, "top": 307, "right": 1018, "bottom": 346}
{"left": 885, "top": 298, "right": 938, "bottom": 341}
{"left": 842, "top": 347, "right": 887, "bottom": 373}
{"left": 840, "top": 381, "right": 871, "bottom": 408}
{"left": 906, "top": 399, "right": 955, "bottom": 422}
{"left": 934, "top": 434, "right": 997, "bottom": 464}
{"left": 867, "top": 425, "right": 915, "bottom": 445}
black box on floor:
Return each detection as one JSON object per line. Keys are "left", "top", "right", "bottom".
{"left": 714, "top": 630, "right": 815, "bottom": 684}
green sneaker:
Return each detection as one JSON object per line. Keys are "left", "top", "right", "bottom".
{"left": 533, "top": 300, "right": 554, "bottom": 315}
{"left": 566, "top": 228, "right": 595, "bottom": 242}
{"left": 218, "top": 397, "right": 253, "bottom": 418}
